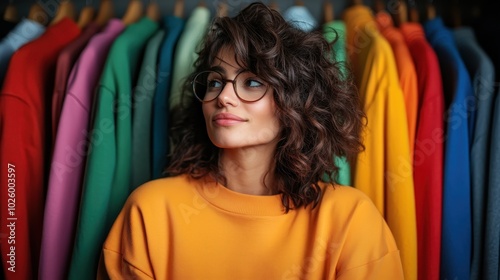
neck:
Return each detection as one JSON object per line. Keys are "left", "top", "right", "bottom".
{"left": 220, "top": 146, "right": 277, "bottom": 196}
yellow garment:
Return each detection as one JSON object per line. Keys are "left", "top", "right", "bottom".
{"left": 98, "top": 175, "right": 403, "bottom": 279}
{"left": 343, "top": 5, "right": 417, "bottom": 280}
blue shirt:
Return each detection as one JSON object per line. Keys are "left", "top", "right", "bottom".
{"left": 152, "top": 16, "right": 185, "bottom": 179}
{"left": 0, "top": 18, "right": 45, "bottom": 84}
{"left": 283, "top": 5, "right": 317, "bottom": 32}
{"left": 454, "top": 27, "right": 496, "bottom": 280}
{"left": 424, "top": 17, "right": 472, "bottom": 280}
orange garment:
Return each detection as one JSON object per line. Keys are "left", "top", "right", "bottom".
{"left": 343, "top": 5, "right": 417, "bottom": 280}
{"left": 376, "top": 11, "right": 419, "bottom": 161}
{"left": 99, "top": 175, "right": 404, "bottom": 279}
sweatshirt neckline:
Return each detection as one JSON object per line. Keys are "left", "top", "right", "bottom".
{"left": 195, "top": 178, "right": 286, "bottom": 216}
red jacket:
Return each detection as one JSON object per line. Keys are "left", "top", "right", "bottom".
{"left": 401, "top": 22, "right": 445, "bottom": 280}
{"left": 0, "top": 18, "right": 80, "bottom": 280}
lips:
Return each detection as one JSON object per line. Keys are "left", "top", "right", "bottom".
{"left": 213, "top": 113, "right": 247, "bottom": 126}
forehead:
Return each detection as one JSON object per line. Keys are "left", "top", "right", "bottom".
{"left": 210, "top": 46, "right": 246, "bottom": 73}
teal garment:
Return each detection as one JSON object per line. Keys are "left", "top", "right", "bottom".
{"left": 168, "top": 6, "right": 211, "bottom": 117}
{"left": 323, "top": 21, "right": 347, "bottom": 70}
{"left": 68, "top": 17, "right": 158, "bottom": 280}
{"left": 131, "top": 29, "right": 165, "bottom": 189}
{"left": 322, "top": 20, "right": 351, "bottom": 186}
{"left": 152, "top": 16, "right": 185, "bottom": 179}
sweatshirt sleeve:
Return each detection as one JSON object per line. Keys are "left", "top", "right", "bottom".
{"left": 97, "top": 193, "right": 155, "bottom": 280}
{"left": 336, "top": 251, "right": 404, "bottom": 280}
{"left": 334, "top": 195, "right": 405, "bottom": 280}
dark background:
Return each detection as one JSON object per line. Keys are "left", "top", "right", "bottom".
{"left": 2, "top": 0, "right": 499, "bottom": 28}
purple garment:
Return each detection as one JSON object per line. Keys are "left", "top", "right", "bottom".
{"left": 52, "top": 22, "right": 101, "bottom": 143}
{"left": 39, "top": 19, "right": 125, "bottom": 280}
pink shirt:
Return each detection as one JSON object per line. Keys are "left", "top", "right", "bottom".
{"left": 39, "top": 19, "right": 125, "bottom": 280}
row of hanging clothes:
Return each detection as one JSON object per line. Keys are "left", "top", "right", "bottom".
{"left": 343, "top": 1, "right": 500, "bottom": 280}
{"left": 0, "top": 0, "right": 499, "bottom": 279}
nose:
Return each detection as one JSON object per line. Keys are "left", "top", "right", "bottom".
{"left": 217, "top": 81, "right": 239, "bottom": 107}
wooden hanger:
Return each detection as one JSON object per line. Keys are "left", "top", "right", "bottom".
{"left": 323, "top": 1, "right": 334, "bottom": 23}
{"left": 450, "top": 3, "right": 461, "bottom": 27}
{"left": 471, "top": 4, "right": 481, "bottom": 19}
{"left": 426, "top": 1, "right": 436, "bottom": 20}
{"left": 78, "top": 1, "right": 96, "bottom": 28}
{"left": 173, "top": 0, "right": 184, "bottom": 18}
{"left": 50, "top": 0, "right": 77, "bottom": 26}
{"left": 408, "top": 0, "right": 419, "bottom": 22}
{"left": 95, "top": 0, "right": 114, "bottom": 27}
{"left": 197, "top": 0, "right": 206, "bottom": 8}
{"left": 28, "top": 2, "right": 49, "bottom": 25}
{"left": 3, "top": 1, "right": 19, "bottom": 22}
{"left": 295, "top": 0, "right": 304, "bottom": 6}
{"left": 409, "top": 8, "right": 419, "bottom": 22}
{"left": 394, "top": 0, "right": 408, "bottom": 26}
{"left": 122, "top": 0, "right": 143, "bottom": 25}
{"left": 146, "top": 0, "right": 160, "bottom": 21}
{"left": 269, "top": 1, "right": 279, "bottom": 11}
{"left": 217, "top": 0, "right": 228, "bottom": 17}
{"left": 374, "top": 0, "right": 385, "bottom": 13}
{"left": 350, "top": 0, "right": 363, "bottom": 6}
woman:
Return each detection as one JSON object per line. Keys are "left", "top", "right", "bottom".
{"left": 98, "top": 2, "right": 404, "bottom": 279}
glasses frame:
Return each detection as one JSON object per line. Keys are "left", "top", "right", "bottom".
{"left": 192, "top": 70, "right": 271, "bottom": 103}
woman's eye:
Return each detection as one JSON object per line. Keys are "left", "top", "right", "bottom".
{"left": 246, "top": 79, "right": 264, "bottom": 88}
{"left": 208, "top": 79, "right": 223, "bottom": 88}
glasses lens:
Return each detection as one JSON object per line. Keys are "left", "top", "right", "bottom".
{"left": 193, "top": 70, "right": 269, "bottom": 102}
{"left": 235, "top": 72, "right": 269, "bottom": 102}
{"left": 193, "top": 71, "right": 223, "bottom": 101}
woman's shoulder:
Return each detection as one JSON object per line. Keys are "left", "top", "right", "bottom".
{"left": 315, "top": 183, "right": 399, "bottom": 253}
{"left": 315, "top": 184, "right": 402, "bottom": 278}
{"left": 127, "top": 174, "right": 197, "bottom": 205}
{"left": 320, "top": 183, "right": 373, "bottom": 205}
{"left": 317, "top": 183, "right": 383, "bottom": 220}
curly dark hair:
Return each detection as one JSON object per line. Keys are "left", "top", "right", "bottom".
{"left": 167, "top": 2, "right": 365, "bottom": 211}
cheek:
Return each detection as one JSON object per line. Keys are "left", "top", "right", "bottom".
{"left": 202, "top": 103, "right": 212, "bottom": 124}
{"left": 252, "top": 99, "right": 280, "bottom": 138}
{"left": 268, "top": 116, "right": 281, "bottom": 140}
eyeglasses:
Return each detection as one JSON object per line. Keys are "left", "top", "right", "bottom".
{"left": 192, "top": 70, "right": 270, "bottom": 102}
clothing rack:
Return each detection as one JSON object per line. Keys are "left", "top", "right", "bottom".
{"left": 1, "top": 1, "right": 500, "bottom": 280}
{"left": 3, "top": 0, "right": 496, "bottom": 27}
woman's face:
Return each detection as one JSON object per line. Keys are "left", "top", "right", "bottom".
{"left": 202, "top": 48, "right": 280, "bottom": 151}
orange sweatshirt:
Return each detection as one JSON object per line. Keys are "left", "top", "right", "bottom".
{"left": 98, "top": 175, "right": 403, "bottom": 279}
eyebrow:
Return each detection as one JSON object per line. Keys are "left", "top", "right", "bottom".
{"left": 209, "top": 65, "right": 226, "bottom": 74}
{"left": 209, "top": 65, "right": 250, "bottom": 78}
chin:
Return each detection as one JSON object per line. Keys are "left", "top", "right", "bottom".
{"left": 210, "top": 141, "right": 246, "bottom": 149}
